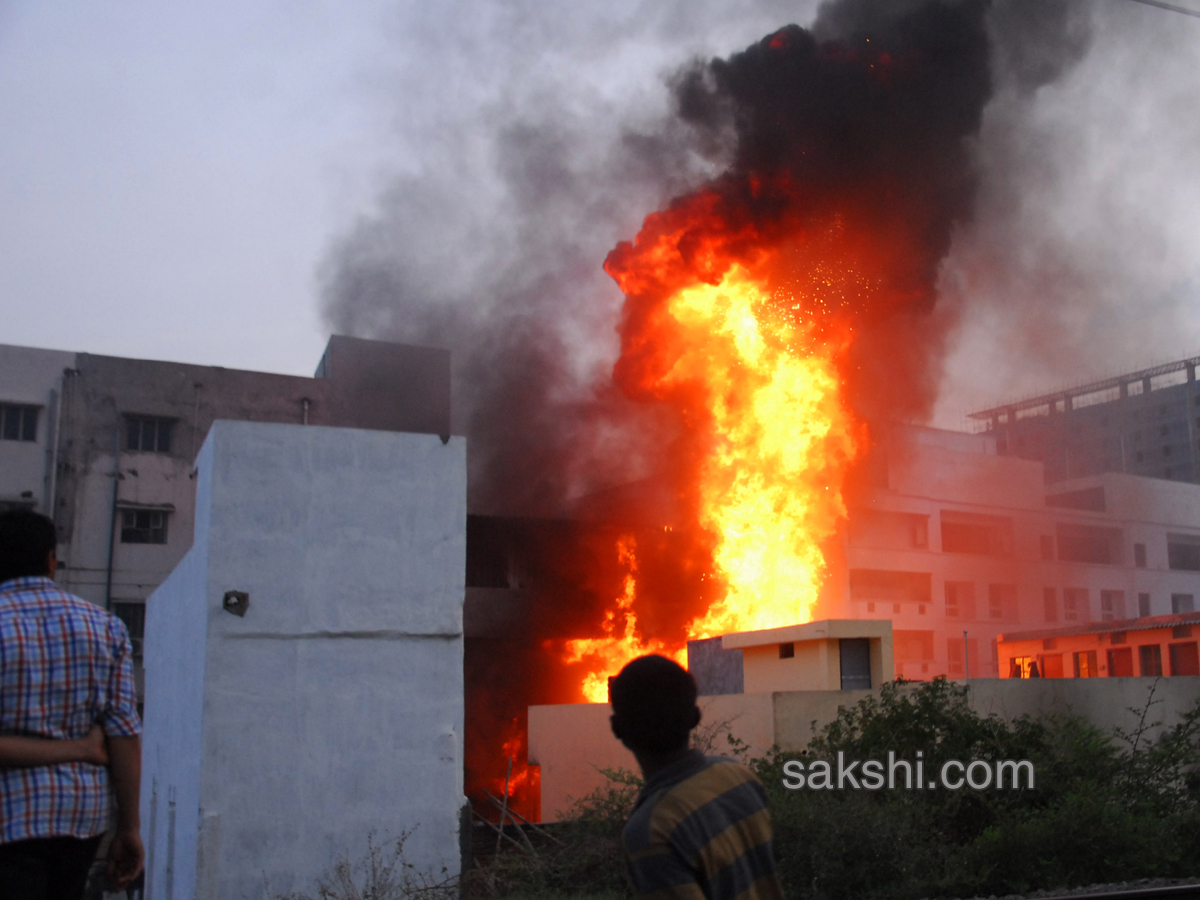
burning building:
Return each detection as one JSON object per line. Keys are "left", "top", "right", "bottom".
{"left": 456, "top": 0, "right": 1087, "bottom": 819}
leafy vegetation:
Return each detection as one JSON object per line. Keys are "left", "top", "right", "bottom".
{"left": 752, "top": 678, "right": 1200, "bottom": 900}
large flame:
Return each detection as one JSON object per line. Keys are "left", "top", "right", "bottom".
{"left": 563, "top": 200, "right": 863, "bottom": 700}
{"left": 670, "top": 263, "right": 860, "bottom": 637}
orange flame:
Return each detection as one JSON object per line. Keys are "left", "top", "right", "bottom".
{"left": 563, "top": 190, "right": 865, "bottom": 701}
{"left": 666, "top": 263, "right": 860, "bottom": 637}
{"left": 564, "top": 536, "right": 687, "bottom": 703}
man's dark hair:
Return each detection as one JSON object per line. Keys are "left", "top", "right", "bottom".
{"left": 0, "top": 509, "right": 57, "bottom": 584}
{"left": 610, "top": 655, "right": 700, "bottom": 755}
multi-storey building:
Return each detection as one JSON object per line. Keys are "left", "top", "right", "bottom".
{"left": 0, "top": 337, "right": 450, "bottom": 661}
{"left": 969, "top": 354, "right": 1200, "bottom": 484}
{"left": 833, "top": 425, "right": 1200, "bottom": 679}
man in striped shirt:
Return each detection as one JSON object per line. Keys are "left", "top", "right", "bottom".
{"left": 610, "top": 655, "right": 783, "bottom": 900}
{"left": 0, "top": 509, "right": 144, "bottom": 899}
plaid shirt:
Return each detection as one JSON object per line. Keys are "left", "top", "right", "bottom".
{"left": 0, "top": 576, "right": 142, "bottom": 843}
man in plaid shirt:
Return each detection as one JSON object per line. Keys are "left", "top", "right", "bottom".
{"left": 0, "top": 509, "right": 144, "bottom": 898}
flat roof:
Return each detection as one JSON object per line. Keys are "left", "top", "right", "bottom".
{"left": 721, "top": 618, "right": 892, "bottom": 649}
{"left": 969, "top": 353, "right": 1200, "bottom": 420}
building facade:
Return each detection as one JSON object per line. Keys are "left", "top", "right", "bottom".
{"left": 0, "top": 337, "right": 451, "bottom": 662}
{"left": 833, "top": 425, "right": 1200, "bottom": 680}
{"left": 970, "top": 354, "right": 1200, "bottom": 484}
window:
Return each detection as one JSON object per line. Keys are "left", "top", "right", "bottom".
{"left": 1174, "top": 625, "right": 1193, "bottom": 639}
{"left": 111, "top": 601, "right": 145, "bottom": 659}
{"left": 1044, "top": 587, "right": 1058, "bottom": 623}
{"left": 1172, "top": 594, "right": 1195, "bottom": 614}
{"left": 1134, "top": 543, "right": 1147, "bottom": 567}
{"left": 1056, "top": 523, "right": 1123, "bottom": 564}
{"left": 1166, "top": 534, "right": 1200, "bottom": 571}
{"left": 1009, "top": 656, "right": 1033, "bottom": 678}
{"left": 893, "top": 630, "right": 934, "bottom": 661}
{"left": 941, "top": 511, "right": 1014, "bottom": 556}
{"left": 0, "top": 404, "right": 38, "bottom": 442}
{"left": 1138, "top": 593, "right": 1151, "bottom": 617}
{"left": 1107, "top": 647, "right": 1134, "bottom": 677}
{"left": 945, "top": 581, "right": 975, "bottom": 620}
{"left": 848, "top": 570, "right": 931, "bottom": 605}
{"left": 120, "top": 509, "right": 167, "bottom": 544}
{"left": 778, "top": 642, "right": 795, "bottom": 659}
{"left": 1100, "top": 590, "right": 1126, "bottom": 622}
{"left": 126, "top": 416, "right": 173, "bottom": 453}
{"left": 1063, "top": 587, "right": 1088, "bottom": 622}
{"left": 1139, "top": 645, "right": 1163, "bottom": 677}
{"left": 1169, "top": 642, "right": 1200, "bottom": 676}
{"left": 988, "top": 584, "right": 1016, "bottom": 620}
{"left": 847, "top": 511, "right": 929, "bottom": 550}
{"left": 1074, "top": 650, "right": 1098, "bottom": 678}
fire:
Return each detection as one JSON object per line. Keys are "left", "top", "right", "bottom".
{"left": 664, "top": 263, "right": 860, "bottom": 637}
{"left": 563, "top": 536, "right": 686, "bottom": 702}
{"left": 564, "top": 232, "right": 862, "bottom": 700}
{"left": 484, "top": 722, "right": 540, "bottom": 823}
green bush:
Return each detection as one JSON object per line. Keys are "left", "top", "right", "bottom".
{"left": 474, "top": 678, "right": 1200, "bottom": 900}
{"left": 754, "top": 678, "right": 1200, "bottom": 900}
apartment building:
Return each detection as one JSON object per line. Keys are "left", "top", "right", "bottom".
{"left": 971, "top": 354, "right": 1200, "bottom": 484}
{"left": 833, "top": 426, "right": 1200, "bottom": 680}
{"left": 0, "top": 337, "right": 450, "bottom": 660}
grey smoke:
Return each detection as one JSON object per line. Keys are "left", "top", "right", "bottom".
{"left": 933, "top": 0, "right": 1200, "bottom": 423}
{"left": 320, "top": 0, "right": 1198, "bottom": 511}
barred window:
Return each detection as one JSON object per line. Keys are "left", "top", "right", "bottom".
{"left": 120, "top": 509, "right": 168, "bottom": 544}
{"left": 111, "top": 601, "right": 146, "bottom": 659}
{"left": 126, "top": 416, "right": 173, "bottom": 453}
{"left": 0, "top": 404, "right": 38, "bottom": 442}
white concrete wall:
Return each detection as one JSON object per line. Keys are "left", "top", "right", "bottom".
{"left": 141, "top": 420, "right": 466, "bottom": 899}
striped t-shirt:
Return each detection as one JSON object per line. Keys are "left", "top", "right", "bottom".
{"left": 622, "top": 750, "right": 784, "bottom": 900}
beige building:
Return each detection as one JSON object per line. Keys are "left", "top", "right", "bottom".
{"left": 830, "top": 426, "right": 1200, "bottom": 680}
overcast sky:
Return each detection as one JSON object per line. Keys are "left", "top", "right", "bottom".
{"left": 2, "top": 0, "right": 1199, "bottom": 425}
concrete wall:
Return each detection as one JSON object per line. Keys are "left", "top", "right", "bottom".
{"left": 528, "top": 693, "right": 775, "bottom": 822}
{"left": 141, "top": 421, "right": 466, "bottom": 899}
{"left": 742, "top": 640, "right": 835, "bottom": 693}
{"left": 531, "top": 678, "right": 1200, "bottom": 820}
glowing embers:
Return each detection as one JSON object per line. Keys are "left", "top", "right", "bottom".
{"left": 655, "top": 265, "right": 860, "bottom": 638}
{"left": 563, "top": 536, "right": 685, "bottom": 703}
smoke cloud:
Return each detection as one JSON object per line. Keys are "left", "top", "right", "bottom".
{"left": 319, "top": 0, "right": 1197, "bottom": 511}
